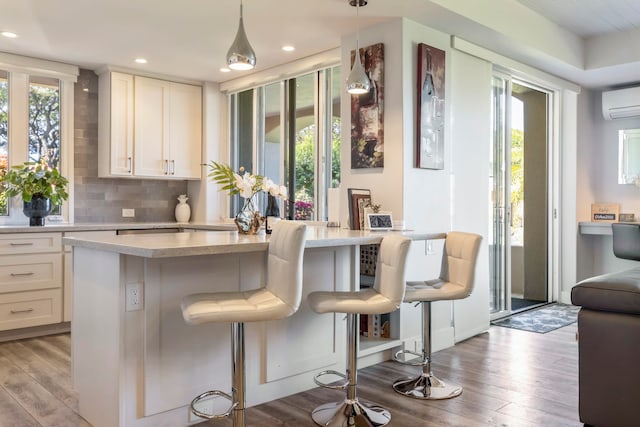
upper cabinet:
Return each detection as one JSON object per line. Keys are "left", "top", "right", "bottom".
{"left": 98, "top": 71, "right": 202, "bottom": 180}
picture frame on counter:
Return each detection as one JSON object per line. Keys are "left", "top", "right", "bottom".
{"left": 347, "top": 188, "right": 371, "bottom": 230}
{"left": 366, "top": 212, "right": 393, "bottom": 231}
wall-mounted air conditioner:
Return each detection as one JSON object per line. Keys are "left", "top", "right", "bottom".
{"left": 602, "top": 87, "right": 640, "bottom": 120}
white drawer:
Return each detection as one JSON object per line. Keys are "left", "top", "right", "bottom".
{"left": 0, "top": 254, "right": 62, "bottom": 293}
{"left": 0, "top": 289, "right": 62, "bottom": 331}
{"left": 0, "top": 233, "right": 62, "bottom": 255}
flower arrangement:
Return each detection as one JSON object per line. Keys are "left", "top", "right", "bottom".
{"left": 208, "top": 161, "right": 287, "bottom": 233}
{"left": 0, "top": 159, "right": 69, "bottom": 206}
{"left": 208, "top": 161, "right": 287, "bottom": 202}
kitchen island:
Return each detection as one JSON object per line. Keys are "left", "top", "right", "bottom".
{"left": 64, "top": 226, "right": 445, "bottom": 427}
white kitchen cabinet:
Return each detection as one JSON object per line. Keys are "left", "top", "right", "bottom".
{"left": 134, "top": 76, "right": 202, "bottom": 179}
{"left": 98, "top": 70, "right": 202, "bottom": 180}
{"left": 98, "top": 71, "right": 134, "bottom": 177}
{"left": 0, "top": 233, "right": 62, "bottom": 332}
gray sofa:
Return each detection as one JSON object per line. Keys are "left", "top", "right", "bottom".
{"left": 571, "top": 266, "right": 640, "bottom": 427}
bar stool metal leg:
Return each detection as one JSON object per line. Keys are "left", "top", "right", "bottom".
{"left": 393, "top": 302, "right": 462, "bottom": 400}
{"left": 189, "top": 323, "right": 244, "bottom": 425}
{"left": 232, "top": 322, "right": 246, "bottom": 427}
{"left": 311, "top": 314, "right": 391, "bottom": 427}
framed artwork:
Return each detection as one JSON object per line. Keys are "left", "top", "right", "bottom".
{"left": 366, "top": 212, "right": 393, "bottom": 231}
{"left": 350, "top": 43, "right": 384, "bottom": 169}
{"left": 347, "top": 188, "right": 371, "bottom": 230}
{"left": 416, "top": 43, "right": 446, "bottom": 169}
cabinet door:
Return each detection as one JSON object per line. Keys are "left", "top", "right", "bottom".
{"left": 134, "top": 76, "right": 171, "bottom": 177}
{"left": 169, "top": 83, "right": 202, "bottom": 179}
{"left": 109, "top": 72, "right": 134, "bottom": 176}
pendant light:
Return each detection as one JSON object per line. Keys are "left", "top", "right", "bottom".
{"left": 226, "top": 0, "right": 256, "bottom": 71}
{"left": 346, "top": 0, "right": 371, "bottom": 94}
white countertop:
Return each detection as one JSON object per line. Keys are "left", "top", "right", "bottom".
{"left": 0, "top": 221, "right": 236, "bottom": 233}
{"left": 62, "top": 226, "right": 447, "bottom": 258}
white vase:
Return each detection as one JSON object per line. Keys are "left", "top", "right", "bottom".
{"left": 175, "top": 194, "right": 191, "bottom": 223}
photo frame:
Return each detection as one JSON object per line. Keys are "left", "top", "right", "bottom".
{"left": 416, "top": 43, "right": 446, "bottom": 169}
{"left": 365, "top": 212, "right": 393, "bottom": 231}
{"left": 347, "top": 188, "right": 371, "bottom": 230}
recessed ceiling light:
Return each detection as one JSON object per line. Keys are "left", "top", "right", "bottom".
{"left": 1, "top": 31, "right": 17, "bottom": 38}
{"left": 220, "top": 67, "right": 231, "bottom": 73}
{"left": 134, "top": 58, "right": 148, "bottom": 64}
{"left": 282, "top": 45, "right": 295, "bottom": 52}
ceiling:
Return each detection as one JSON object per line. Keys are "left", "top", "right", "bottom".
{"left": 1, "top": 0, "right": 639, "bottom": 89}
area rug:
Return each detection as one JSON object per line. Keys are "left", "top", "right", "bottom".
{"left": 491, "top": 303, "right": 580, "bottom": 333}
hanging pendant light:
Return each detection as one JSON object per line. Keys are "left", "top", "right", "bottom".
{"left": 226, "top": 0, "right": 256, "bottom": 71}
{"left": 346, "top": 0, "right": 371, "bottom": 94}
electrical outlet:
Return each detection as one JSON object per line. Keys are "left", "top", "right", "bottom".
{"left": 425, "top": 240, "right": 436, "bottom": 255}
{"left": 122, "top": 208, "right": 135, "bottom": 218}
{"left": 126, "top": 283, "right": 142, "bottom": 311}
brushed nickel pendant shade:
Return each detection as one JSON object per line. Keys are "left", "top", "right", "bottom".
{"left": 226, "top": 0, "right": 256, "bottom": 71}
{"left": 346, "top": 0, "right": 371, "bottom": 94}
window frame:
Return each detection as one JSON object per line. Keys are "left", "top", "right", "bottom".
{"left": 225, "top": 64, "right": 339, "bottom": 222}
{"left": 0, "top": 52, "right": 78, "bottom": 224}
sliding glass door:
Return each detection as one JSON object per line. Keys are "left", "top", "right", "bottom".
{"left": 490, "top": 72, "right": 552, "bottom": 318}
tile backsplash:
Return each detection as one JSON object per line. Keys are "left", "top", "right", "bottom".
{"left": 74, "top": 69, "right": 188, "bottom": 223}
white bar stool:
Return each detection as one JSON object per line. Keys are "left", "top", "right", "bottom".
{"left": 181, "top": 221, "right": 307, "bottom": 427}
{"left": 393, "top": 231, "right": 481, "bottom": 399}
{"left": 307, "top": 234, "right": 411, "bottom": 427}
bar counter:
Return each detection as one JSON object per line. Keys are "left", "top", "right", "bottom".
{"left": 64, "top": 226, "right": 445, "bottom": 427}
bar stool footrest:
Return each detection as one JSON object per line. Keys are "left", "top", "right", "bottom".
{"left": 190, "top": 390, "right": 238, "bottom": 420}
{"left": 313, "top": 369, "right": 349, "bottom": 390}
{"left": 393, "top": 349, "right": 428, "bottom": 366}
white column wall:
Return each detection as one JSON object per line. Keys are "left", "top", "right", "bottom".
{"left": 340, "top": 17, "right": 492, "bottom": 351}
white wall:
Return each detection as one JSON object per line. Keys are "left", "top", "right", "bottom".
{"left": 339, "top": 18, "right": 492, "bottom": 350}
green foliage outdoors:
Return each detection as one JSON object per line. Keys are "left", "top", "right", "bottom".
{"left": 510, "top": 128, "right": 524, "bottom": 230}
{"left": 0, "top": 80, "right": 62, "bottom": 214}
{"left": 294, "top": 118, "right": 341, "bottom": 204}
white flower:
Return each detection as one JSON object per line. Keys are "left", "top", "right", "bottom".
{"left": 278, "top": 185, "right": 287, "bottom": 198}
{"left": 235, "top": 172, "right": 256, "bottom": 199}
{"left": 262, "top": 178, "right": 274, "bottom": 193}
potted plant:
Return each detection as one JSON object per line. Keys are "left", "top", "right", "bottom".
{"left": 0, "top": 160, "right": 69, "bottom": 226}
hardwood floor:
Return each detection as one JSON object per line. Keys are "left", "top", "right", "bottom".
{"left": 0, "top": 324, "right": 581, "bottom": 427}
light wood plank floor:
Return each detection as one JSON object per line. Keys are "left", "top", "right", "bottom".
{"left": 0, "top": 323, "right": 581, "bottom": 427}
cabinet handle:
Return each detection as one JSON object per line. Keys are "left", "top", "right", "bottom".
{"left": 171, "top": 160, "right": 175, "bottom": 175}
{"left": 128, "top": 157, "right": 132, "bottom": 173}
{"left": 10, "top": 242, "right": 34, "bottom": 246}
{"left": 11, "top": 272, "right": 35, "bottom": 276}
{"left": 164, "top": 160, "right": 169, "bottom": 175}
{"left": 10, "top": 308, "right": 34, "bottom": 314}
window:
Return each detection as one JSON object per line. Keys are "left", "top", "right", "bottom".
{"left": 0, "top": 53, "right": 77, "bottom": 224}
{"left": 0, "top": 71, "right": 8, "bottom": 216}
{"left": 227, "top": 65, "right": 341, "bottom": 221}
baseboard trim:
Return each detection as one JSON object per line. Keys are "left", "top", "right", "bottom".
{"left": 0, "top": 322, "right": 70, "bottom": 343}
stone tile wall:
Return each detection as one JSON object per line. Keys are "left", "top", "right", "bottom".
{"left": 74, "top": 69, "right": 188, "bottom": 223}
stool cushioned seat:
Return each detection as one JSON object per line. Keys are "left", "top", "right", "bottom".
{"left": 180, "top": 220, "right": 307, "bottom": 427}
{"left": 393, "top": 231, "right": 481, "bottom": 400}
{"left": 307, "top": 234, "right": 411, "bottom": 427}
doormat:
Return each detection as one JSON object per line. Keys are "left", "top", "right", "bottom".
{"left": 491, "top": 303, "right": 580, "bottom": 333}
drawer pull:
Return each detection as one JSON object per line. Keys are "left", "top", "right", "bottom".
{"left": 10, "top": 242, "right": 34, "bottom": 246}
{"left": 10, "top": 272, "right": 35, "bottom": 276}
{"left": 10, "top": 308, "right": 34, "bottom": 314}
